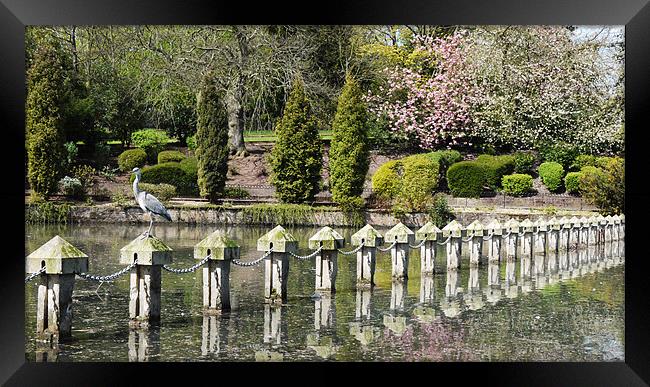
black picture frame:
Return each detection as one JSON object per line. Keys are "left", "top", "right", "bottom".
{"left": 1, "top": 0, "right": 649, "bottom": 385}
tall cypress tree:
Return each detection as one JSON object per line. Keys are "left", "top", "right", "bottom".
{"left": 195, "top": 71, "right": 229, "bottom": 203}
{"left": 329, "top": 75, "right": 370, "bottom": 206}
{"left": 26, "top": 37, "right": 66, "bottom": 199}
{"left": 270, "top": 78, "right": 322, "bottom": 203}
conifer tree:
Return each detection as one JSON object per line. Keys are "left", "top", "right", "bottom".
{"left": 270, "top": 78, "right": 322, "bottom": 203}
{"left": 195, "top": 71, "right": 229, "bottom": 203}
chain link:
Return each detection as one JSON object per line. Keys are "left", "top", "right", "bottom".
{"left": 289, "top": 246, "right": 323, "bottom": 260}
{"left": 408, "top": 239, "right": 427, "bottom": 249}
{"left": 502, "top": 230, "right": 512, "bottom": 238}
{"left": 162, "top": 254, "right": 211, "bottom": 274}
{"left": 25, "top": 266, "right": 46, "bottom": 283}
{"left": 461, "top": 232, "right": 476, "bottom": 242}
{"left": 377, "top": 241, "right": 398, "bottom": 252}
{"left": 338, "top": 244, "right": 364, "bottom": 255}
{"left": 78, "top": 259, "right": 139, "bottom": 282}
{"left": 232, "top": 250, "right": 272, "bottom": 267}
{"left": 482, "top": 231, "right": 494, "bottom": 241}
{"left": 436, "top": 235, "right": 452, "bottom": 245}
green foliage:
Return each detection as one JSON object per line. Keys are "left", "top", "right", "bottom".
{"left": 26, "top": 36, "right": 66, "bottom": 198}
{"left": 501, "top": 173, "right": 533, "bottom": 196}
{"left": 427, "top": 193, "right": 455, "bottom": 228}
{"left": 195, "top": 71, "right": 229, "bottom": 203}
{"left": 329, "top": 75, "right": 370, "bottom": 205}
{"left": 427, "top": 149, "right": 463, "bottom": 184}
{"left": 543, "top": 205, "right": 558, "bottom": 216}
{"left": 513, "top": 151, "right": 536, "bottom": 173}
{"left": 138, "top": 182, "right": 176, "bottom": 203}
{"left": 475, "top": 154, "right": 515, "bottom": 189}
{"left": 564, "top": 171, "right": 583, "bottom": 194}
{"left": 25, "top": 202, "right": 71, "bottom": 224}
{"left": 118, "top": 149, "right": 148, "bottom": 172}
{"left": 223, "top": 187, "right": 251, "bottom": 199}
{"left": 59, "top": 176, "right": 84, "bottom": 199}
{"left": 93, "top": 142, "right": 111, "bottom": 168}
{"left": 371, "top": 160, "right": 403, "bottom": 201}
{"left": 241, "top": 204, "right": 315, "bottom": 226}
{"left": 579, "top": 157, "right": 624, "bottom": 215}
{"left": 270, "top": 78, "right": 322, "bottom": 203}
{"left": 111, "top": 192, "right": 131, "bottom": 208}
{"left": 539, "top": 142, "right": 579, "bottom": 170}
{"left": 447, "top": 161, "right": 487, "bottom": 198}
{"left": 179, "top": 156, "right": 198, "bottom": 177}
{"left": 570, "top": 154, "right": 598, "bottom": 171}
{"left": 186, "top": 135, "right": 197, "bottom": 152}
{"left": 131, "top": 129, "right": 170, "bottom": 163}
{"left": 158, "top": 150, "right": 186, "bottom": 164}
{"left": 132, "top": 162, "right": 198, "bottom": 196}
{"left": 395, "top": 154, "right": 440, "bottom": 211}
{"left": 538, "top": 161, "right": 565, "bottom": 192}
{"left": 64, "top": 142, "right": 78, "bottom": 169}
{"left": 71, "top": 164, "right": 96, "bottom": 193}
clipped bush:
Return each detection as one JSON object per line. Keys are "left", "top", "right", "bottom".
{"left": 476, "top": 154, "right": 515, "bottom": 189}
{"left": 580, "top": 157, "right": 624, "bottom": 215}
{"left": 539, "top": 142, "right": 579, "bottom": 170}
{"left": 71, "top": 164, "right": 96, "bottom": 192}
{"left": 427, "top": 149, "right": 462, "bottom": 182}
{"left": 131, "top": 162, "right": 197, "bottom": 196}
{"left": 513, "top": 151, "right": 536, "bottom": 174}
{"left": 371, "top": 160, "right": 403, "bottom": 201}
{"left": 223, "top": 187, "right": 251, "bottom": 199}
{"left": 118, "top": 148, "right": 147, "bottom": 172}
{"left": 570, "top": 154, "right": 597, "bottom": 171}
{"left": 131, "top": 129, "right": 170, "bottom": 163}
{"left": 179, "top": 156, "right": 198, "bottom": 177}
{"left": 138, "top": 182, "right": 176, "bottom": 203}
{"left": 447, "top": 161, "right": 487, "bottom": 198}
{"left": 564, "top": 171, "right": 583, "bottom": 194}
{"left": 502, "top": 173, "right": 533, "bottom": 196}
{"left": 538, "top": 161, "right": 565, "bottom": 192}
{"left": 595, "top": 156, "right": 615, "bottom": 169}
{"left": 397, "top": 154, "right": 440, "bottom": 211}
{"left": 59, "top": 176, "right": 84, "bottom": 199}
{"left": 158, "top": 150, "right": 186, "bottom": 164}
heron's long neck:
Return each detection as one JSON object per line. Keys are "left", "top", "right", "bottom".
{"left": 133, "top": 174, "right": 141, "bottom": 198}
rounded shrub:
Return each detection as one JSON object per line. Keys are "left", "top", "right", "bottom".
{"left": 447, "top": 161, "right": 487, "bottom": 198}
{"left": 427, "top": 149, "right": 462, "bottom": 181}
{"left": 371, "top": 159, "right": 403, "bottom": 201}
{"left": 513, "top": 151, "right": 536, "bottom": 174}
{"left": 118, "top": 148, "right": 147, "bottom": 172}
{"left": 397, "top": 154, "right": 440, "bottom": 211}
{"left": 564, "top": 171, "right": 583, "bottom": 194}
{"left": 539, "top": 142, "right": 579, "bottom": 170}
{"left": 476, "top": 154, "right": 515, "bottom": 189}
{"left": 570, "top": 154, "right": 597, "bottom": 171}
{"left": 131, "top": 129, "right": 170, "bottom": 164}
{"left": 538, "top": 161, "right": 565, "bottom": 192}
{"left": 138, "top": 182, "right": 177, "bottom": 202}
{"left": 179, "top": 156, "right": 198, "bottom": 177}
{"left": 157, "top": 150, "right": 186, "bottom": 164}
{"left": 131, "top": 162, "right": 197, "bottom": 196}
{"left": 502, "top": 173, "right": 533, "bottom": 196}
{"left": 580, "top": 157, "right": 624, "bottom": 215}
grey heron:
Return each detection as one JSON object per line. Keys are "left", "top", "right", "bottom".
{"left": 131, "top": 167, "right": 172, "bottom": 238}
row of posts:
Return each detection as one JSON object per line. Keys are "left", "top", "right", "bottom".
{"left": 25, "top": 213, "right": 623, "bottom": 343}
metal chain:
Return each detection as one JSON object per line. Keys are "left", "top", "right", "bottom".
{"left": 289, "top": 246, "right": 323, "bottom": 260}
{"left": 436, "top": 235, "right": 452, "bottom": 245}
{"left": 25, "top": 266, "right": 46, "bottom": 283}
{"left": 232, "top": 250, "right": 272, "bottom": 267}
{"left": 78, "top": 259, "right": 139, "bottom": 282}
{"left": 502, "top": 230, "right": 512, "bottom": 238}
{"left": 408, "top": 239, "right": 427, "bottom": 249}
{"left": 162, "top": 254, "right": 211, "bottom": 274}
{"left": 377, "top": 241, "right": 398, "bottom": 252}
{"left": 461, "top": 232, "right": 476, "bottom": 242}
{"left": 338, "top": 244, "right": 364, "bottom": 255}
{"left": 482, "top": 231, "right": 494, "bottom": 241}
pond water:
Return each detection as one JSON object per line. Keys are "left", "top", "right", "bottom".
{"left": 25, "top": 223, "right": 625, "bottom": 362}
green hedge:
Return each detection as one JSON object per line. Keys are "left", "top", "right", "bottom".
{"left": 539, "top": 142, "right": 579, "bottom": 170}
{"left": 118, "top": 148, "right": 148, "bottom": 172}
{"left": 502, "top": 173, "right": 533, "bottom": 196}
{"left": 397, "top": 154, "right": 440, "bottom": 211}
{"left": 131, "top": 162, "right": 198, "bottom": 196}
{"left": 427, "top": 149, "right": 462, "bottom": 182}
{"left": 538, "top": 161, "right": 565, "bottom": 192}
{"left": 131, "top": 129, "right": 170, "bottom": 164}
{"left": 138, "top": 182, "right": 177, "bottom": 202}
{"left": 564, "top": 171, "right": 582, "bottom": 194}
{"left": 371, "top": 159, "right": 403, "bottom": 201}
{"left": 447, "top": 161, "right": 486, "bottom": 198}
{"left": 475, "top": 154, "right": 515, "bottom": 189}
{"left": 513, "top": 151, "right": 536, "bottom": 174}
{"left": 157, "top": 150, "right": 186, "bottom": 164}
{"left": 569, "top": 154, "right": 597, "bottom": 171}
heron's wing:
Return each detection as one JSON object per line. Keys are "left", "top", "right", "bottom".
{"left": 143, "top": 192, "right": 173, "bottom": 221}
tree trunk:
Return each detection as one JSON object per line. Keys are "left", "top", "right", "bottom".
{"left": 225, "top": 88, "right": 247, "bottom": 157}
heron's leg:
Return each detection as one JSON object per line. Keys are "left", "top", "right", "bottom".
{"left": 147, "top": 215, "right": 154, "bottom": 236}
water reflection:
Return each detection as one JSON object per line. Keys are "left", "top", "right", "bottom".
{"left": 128, "top": 328, "right": 160, "bottom": 362}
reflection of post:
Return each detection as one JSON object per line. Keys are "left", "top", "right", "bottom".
{"left": 306, "top": 333, "right": 338, "bottom": 359}
{"left": 485, "top": 261, "right": 502, "bottom": 305}
{"left": 505, "top": 258, "right": 518, "bottom": 299}
{"left": 263, "top": 304, "right": 283, "bottom": 345}
{"left": 468, "top": 266, "right": 480, "bottom": 294}
{"left": 350, "top": 322, "right": 380, "bottom": 346}
{"left": 385, "top": 223, "right": 414, "bottom": 281}
{"left": 351, "top": 225, "right": 383, "bottom": 288}
{"left": 558, "top": 249, "right": 571, "bottom": 280}
{"left": 390, "top": 279, "right": 408, "bottom": 311}
{"left": 35, "top": 342, "right": 59, "bottom": 362}
{"left": 445, "top": 270, "right": 459, "bottom": 298}
{"left": 314, "top": 293, "right": 335, "bottom": 330}
{"left": 355, "top": 288, "right": 372, "bottom": 320}
{"left": 465, "top": 266, "right": 483, "bottom": 311}
{"left": 128, "top": 329, "right": 160, "bottom": 362}
{"left": 420, "top": 275, "right": 435, "bottom": 305}
{"left": 534, "top": 254, "right": 547, "bottom": 289}
{"left": 415, "top": 222, "right": 441, "bottom": 275}
{"left": 201, "top": 315, "right": 228, "bottom": 356}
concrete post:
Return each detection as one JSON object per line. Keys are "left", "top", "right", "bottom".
{"left": 620, "top": 214, "right": 625, "bottom": 240}
{"left": 194, "top": 231, "right": 240, "bottom": 314}
{"left": 588, "top": 215, "right": 599, "bottom": 246}
{"left": 442, "top": 220, "right": 463, "bottom": 270}
{"left": 485, "top": 219, "right": 504, "bottom": 262}
{"left": 26, "top": 236, "right": 89, "bottom": 342}
{"left": 415, "top": 222, "right": 441, "bottom": 275}
{"left": 519, "top": 219, "right": 534, "bottom": 259}
{"left": 504, "top": 219, "right": 521, "bottom": 260}
{"left": 568, "top": 216, "right": 581, "bottom": 250}
{"left": 547, "top": 217, "right": 561, "bottom": 254}
{"left": 465, "top": 220, "right": 485, "bottom": 266}
{"left": 351, "top": 224, "right": 383, "bottom": 288}
{"left": 579, "top": 217, "right": 590, "bottom": 248}
{"left": 604, "top": 215, "right": 614, "bottom": 243}
{"left": 257, "top": 225, "right": 298, "bottom": 304}
{"left": 596, "top": 215, "right": 607, "bottom": 245}
{"left": 120, "top": 235, "right": 172, "bottom": 329}
{"left": 533, "top": 219, "right": 548, "bottom": 256}
{"left": 309, "top": 226, "right": 344, "bottom": 293}
{"left": 558, "top": 217, "right": 571, "bottom": 251}
{"left": 611, "top": 215, "right": 621, "bottom": 241}
{"left": 385, "top": 222, "right": 415, "bottom": 281}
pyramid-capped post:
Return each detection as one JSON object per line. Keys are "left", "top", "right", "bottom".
{"left": 257, "top": 225, "right": 298, "bottom": 253}
{"left": 533, "top": 218, "right": 548, "bottom": 232}
{"left": 547, "top": 217, "right": 561, "bottom": 230}
{"left": 620, "top": 214, "right": 625, "bottom": 224}
{"left": 485, "top": 219, "right": 504, "bottom": 235}
{"left": 351, "top": 224, "right": 384, "bottom": 247}
{"left": 26, "top": 235, "right": 89, "bottom": 275}
{"left": 309, "top": 226, "right": 345, "bottom": 250}
{"left": 611, "top": 214, "right": 621, "bottom": 224}
{"left": 597, "top": 214, "right": 608, "bottom": 226}
{"left": 415, "top": 222, "right": 441, "bottom": 241}
{"left": 559, "top": 216, "right": 572, "bottom": 229}
{"left": 385, "top": 222, "right": 415, "bottom": 244}
{"left": 194, "top": 230, "right": 240, "bottom": 261}
{"left": 465, "top": 220, "right": 485, "bottom": 236}
{"left": 119, "top": 235, "right": 173, "bottom": 265}
{"left": 579, "top": 216, "right": 591, "bottom": 227}
{"left": 504, "top": 218, "right": 521, "bottom": 233}
{"left": 589, "top": 215, "right": 600, "bottom": 227}
{"left": 569, "top": 216, "right": 581, "bottom": 227}
{"left": 442, "top": 220, "right": 463, "bottom": 238}
{"left": 520, "top": 219, "right": 534, "bottom": 233}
